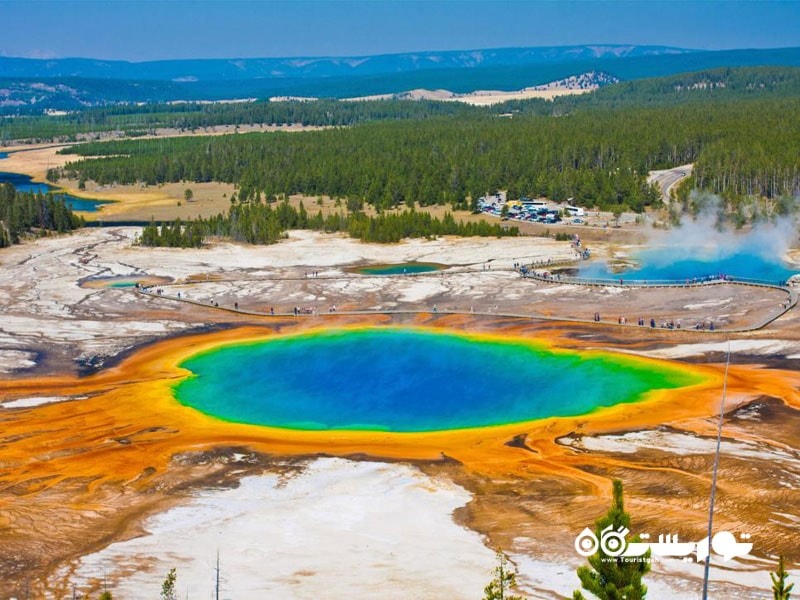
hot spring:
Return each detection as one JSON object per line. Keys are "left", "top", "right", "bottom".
{"left": 579, "top": 246, "right": 799, "bottom": 284}
{"left": 354, "top": 263, "right": 444, "bottom": 276}
{"left": 173, "top": 328, "right": 703, "bottom": 432}
{"left": 79, "top": 275, "right": 173, "bottom": 289}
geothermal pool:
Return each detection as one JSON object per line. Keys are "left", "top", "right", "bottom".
{"left": 174, "top": 328, "right": 701, "bottom": 432}
{"left": 355, "top": 263, "right": 444, "bottom": 276}
{"left": 0, "top": 171, "right": 112, "bottom": 213}
{"left": 579, "top": 247, "right": 798, "bottom": 284}
{"left": 79, "top": 275, "right": 172, "bottom": 289}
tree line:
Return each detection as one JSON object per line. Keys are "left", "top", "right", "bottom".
{"left": 4, "top": 66, "right": 799, "bottom": 143}
{"left": 1, "top": 98, "right": 477, "bottom": 143}
{"left": 56, "top": 96, "right": 799, "bottom": 214}
{"left": 492, "top": 66, "right": 800, "bottom": 115}
{"left": 137, "top": 200, "right": 518, "bottom": 248}
{"left": 0, "top": 184, "right": 84, "bottom": 248}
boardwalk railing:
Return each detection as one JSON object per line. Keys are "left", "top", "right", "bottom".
{"left": 521, "top": 271, "right": 794, "bottom": 290}
{"left": 133, "top": 258, "right": 797, "bottom": 334}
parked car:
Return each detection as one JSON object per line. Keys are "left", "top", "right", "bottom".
{"left": 572, "top": 218, "right": 585, "bottom": 224}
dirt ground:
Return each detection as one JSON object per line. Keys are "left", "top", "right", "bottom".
{"left": 1, "top": 140, "right": 799, "bottom": 597}
{"left": 0, "top": 227, "right": 798, "bottom": 598}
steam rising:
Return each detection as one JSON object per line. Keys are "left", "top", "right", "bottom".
{"left": 645, "top": 212, "right": 798, "bottom": 264}
{"left": 580, "top": 191, "right": 800, "bottom": 281}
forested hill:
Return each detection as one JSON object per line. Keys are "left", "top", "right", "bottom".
{"left": 56, "top": 95, "right": 800, "bottom": 215}
{"left": 2, "top": 46, "right": 800, "bottom": 113}
{"left": 593, "top": 64, "right": 800, "bottom": 102}
{"left": 0, "top": 99, "right": 480, "bottom": 142}
{"left": 5, "top": 66, "right": 800, "bottom": 143}
{"left": 494, "top": 66, "right": 800, "bottom": 112}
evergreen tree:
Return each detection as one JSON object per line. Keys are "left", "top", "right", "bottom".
{"left": 134, "top": 205, "right": 515, "bottom": 248}
{"left": 574, "top": 480, "right": 650, "bottom": 600}
{"left": 59, "top": 92, "right": 800, "bottom": 219}
{"left": 612, "top": 206, "right": 624, "bottom": 228}
{"left": 772, "top": 555, "right": 795, "bottom": 600}
{"left": 0, "top": 184, "right": 83, "bottom": 248}
{"left": 139, "top": 218, "right": 159, "bottom": 246}
{"left": 9, "top": 67, "right": 800, "bottom": 141}
{"left": 483, "top": 551, "right": 523, "bottom": 600}
{"left": 161, "top": 568, "right": 177, "bottom": 600}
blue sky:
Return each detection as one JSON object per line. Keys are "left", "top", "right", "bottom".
{"left": 2, "top": 0, "right": 799, "bottom": 61}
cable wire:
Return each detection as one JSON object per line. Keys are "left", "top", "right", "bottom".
{"left": 702, "top": 341, "right": 732, "bottom": 599}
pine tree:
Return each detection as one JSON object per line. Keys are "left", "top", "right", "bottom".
{"left": 574, "top": 480, "right": 650, "bottom": 600}
{"left": 161, "top": 568, "right": 177, "bottom": 600}
{"left": 483, "top": 551, "right": 523, "bottom": 600}
{"left": 139, "top": 218, "right": 159, "bottom": 246}
{"left": 772, "top": 555, "right": 795, "bottom": 600}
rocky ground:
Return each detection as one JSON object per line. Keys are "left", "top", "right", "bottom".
{"left": 1, "top": 228, "right": 799, "bottom": 599}
{"left": 1, "top": 228, "right": 796, "bottom": 377}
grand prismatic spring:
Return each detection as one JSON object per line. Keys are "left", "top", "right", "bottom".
{"left": 174, "top": 328, "right": 704, "bottom": 432}
{"left": 1, "top": 278, "right": 798, "bottom": 596}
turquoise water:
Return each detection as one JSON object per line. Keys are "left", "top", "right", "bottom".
{"left": 579, "top": 247, "right": 798, "bottom": 285}
{"left": 81, "top": 276, "right": 152, "bottom": 288}
{"left": 0, "top": 171, "right": 112, "bottom": 213}
{"left": 80, "top": 275, "right": 172, "bottom": 289}
{"left": 358, "top": 263, "right": 442, "bottom": 275}
{"left": 0, "top": 152, "right": 7, "bottom": 159}
{"left": 174, "top": 328, "right": 700, "bottom": 432}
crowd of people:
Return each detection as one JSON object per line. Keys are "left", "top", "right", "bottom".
{"left": 593, "top": 312, "right": 716, "bottom": 330}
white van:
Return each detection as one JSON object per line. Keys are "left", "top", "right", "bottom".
{"left": 565, "top": 205, "right": 585, "bottom": 217}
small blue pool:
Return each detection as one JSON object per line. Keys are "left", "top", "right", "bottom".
{"left": 0, "top": 171, "right": 112, "bottom": 213}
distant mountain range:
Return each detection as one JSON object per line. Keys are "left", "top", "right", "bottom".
{"left": 2, "top": 45, "right": 800, "bottom": 113}
{"left": 0, "top": 45, "right": 691, "bottom": 81}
